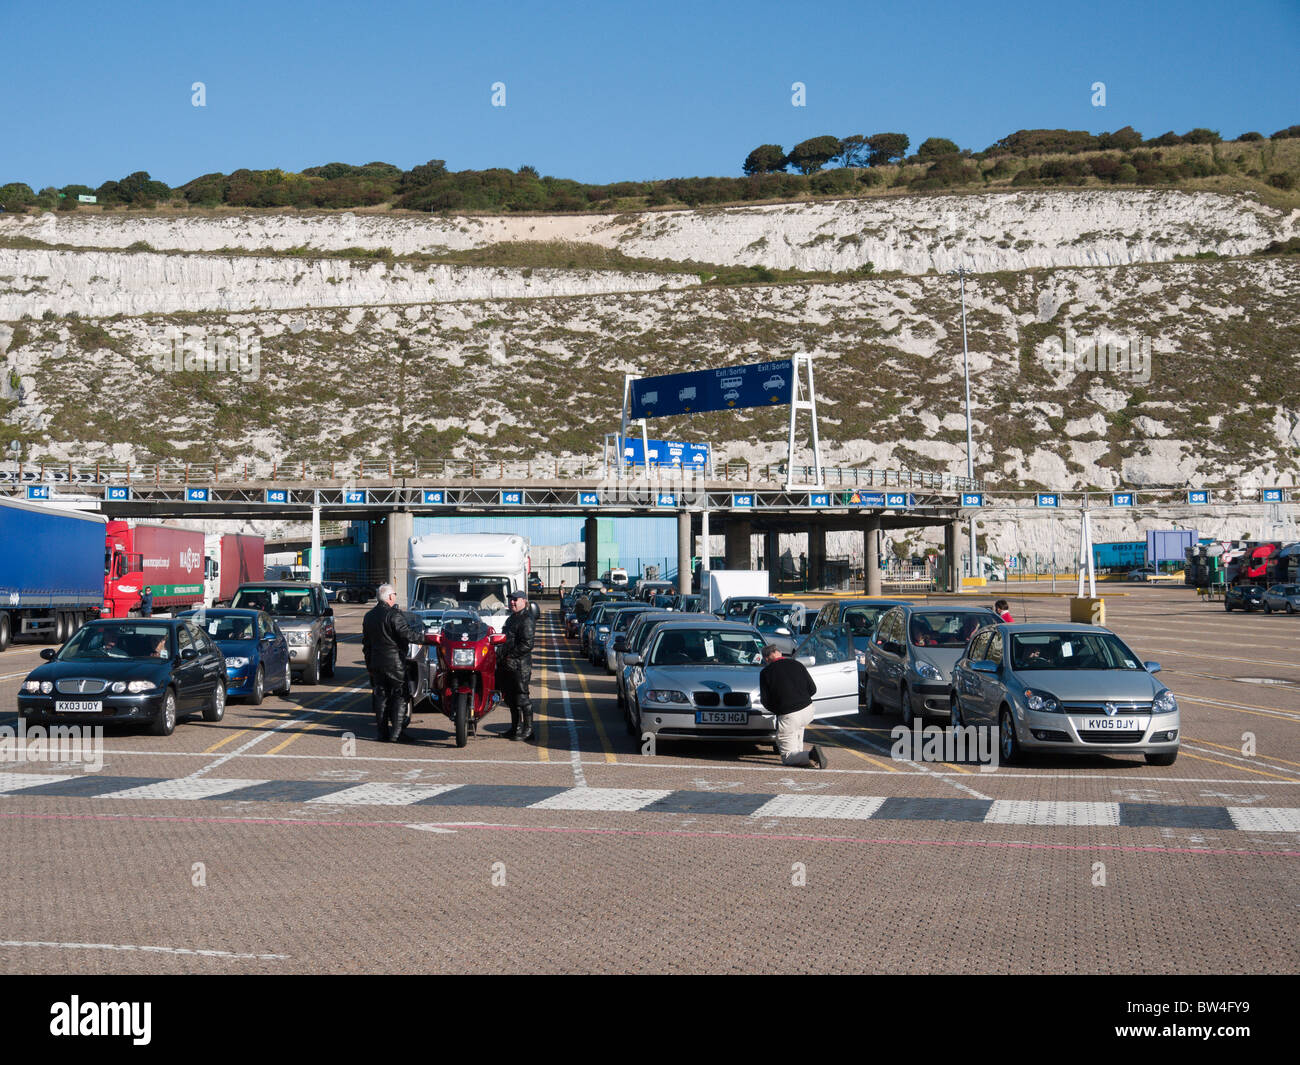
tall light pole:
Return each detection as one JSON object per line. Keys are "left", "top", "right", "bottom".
{"left": 951, "top": 265, "right": 977, "bottom": 578}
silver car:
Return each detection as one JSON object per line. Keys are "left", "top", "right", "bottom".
{"left": 863, "top": 604, "right": 1000, "bottom": 724}
{"left": 624, "top": 619, "right": 858, "bottom": 747}
{"left": 1263, "top": 584, "right": 1300, "bottom": 614}
{"left": 229, "top": 581, "right": 337, "bottom": 685}
{"left": 949, "top": 623, "right": 1180, "bottom": 766}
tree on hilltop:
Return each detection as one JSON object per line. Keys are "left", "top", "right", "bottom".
{"left": 742, "top": 144, "right": 788, "bottom": 175}
{"left": 867, "top": 132, "right": 910, "bottom": 165}
{"left": 787, "top": 136, "right": 842, "bottom": 174}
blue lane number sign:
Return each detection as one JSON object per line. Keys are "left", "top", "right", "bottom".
{"left": 1261, "top": 488, "right": 1284, "bottom": 503}
{"left": 500, "top": 491, "right": 524, "bottom": 505}
{"left": 961, "top": 493, "right": 983, "bottom": 508}
{"left": 422, "top": 490, "right": 445, "bottom": 505}
{"left": 656, "top": 493, "right": 677, "bottom": 507}
{"left": 1187, "top": 490, "right": 1210, "bottom": 505}
{"left": 808, "top": 493, "right": 830, "bottom": 507}
{"left": 343, "top": 490, "right": 367, "bottom": 505}
{"left": 26, "top": 485, "right": 50, "bottom": 501}
{"left": 732, "top": 493, "right": 754, "bottom": 508}
{"left": 185, "top": 487, "right": 210, "bottom": 503}
{"left": 105, "top": 485, "right": 130, "bottom": 501}
{"left": 1112, "top": 492, "right": 1134, "bottom": 507}
{"left": 1036, "top": 494, "right": 1059, "bottom": 508}
{"left": 578, "top": 492, "right": 599, "bottom": 506}
{"left": 265, "top": 489, "right": 288, "bottom": 504}
{"left": 885, "top": 493, "right": 912, "bottom": 509}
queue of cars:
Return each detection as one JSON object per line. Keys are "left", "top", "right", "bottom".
{"left": 17, "top": 579, "right": 341, "bottom": 737}
{"left": 1225, "top": 583, "right": 1300, "bottom": 613}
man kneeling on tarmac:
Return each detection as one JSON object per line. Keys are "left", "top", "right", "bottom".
{"left": 758, "top": 644, "right": 828, "bottom": 769}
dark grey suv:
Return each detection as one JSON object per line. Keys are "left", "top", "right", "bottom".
{"left": 230, "top": 581, "right": 337, "bottom": 685}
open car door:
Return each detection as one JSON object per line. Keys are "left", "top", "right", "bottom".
{"left": 795, "top": 625, "right": 859, "bottom": 719}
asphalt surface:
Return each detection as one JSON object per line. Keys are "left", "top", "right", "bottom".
{"left": 0, "top": 586, "right": 1296, "bottom": 974}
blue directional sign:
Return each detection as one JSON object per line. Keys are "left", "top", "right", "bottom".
{"left": 1112, "top": 492, "right": 1134, "bottom": 507}
{"left": 500, "top": 491, "right": 524, "bottom": 506}
{"left": 26, "top": 485, "right": 49, "bottom": 501}
{"left": 104, "top": 485, "right": 130, "bottom": 502}
{"left": 343, "top": 489, "right": 367, "bottom": 505}
{"left": 265, "top": 488, "right": 288, "bottom": 505}
{"left": 732, "top": 493, "right": 754, "bottom": 508}
{"left": 618, "top": 437, "right": 709, "bottom": 469}
{"left": 961, "top": 492, "right": 983, "bottom": 508}
{"left": 630, "top": 359, "right": 793, "bottom": 419}
{"left": 1037, "top": 493, "right": 1059, "bottom": 508}
{"left": 185, "top": 487, "right": 210, "bottom": 503}
{"left": 1261, "top": 488, "right": 1285, "bottom": 503}
{"left": 885, "top": 492, "right": 914, "bottom": 509}
{"left": 578, "top": 491, "right": 600, "bottom": 506}
{"left": 809, "top": 492, "right": 830, "bottom": 507}
{"left": 1187, "top": 490, "right": 1209, "bottom": 505}
{"left": 656, "top": 493, "right": 677, "bottom": 507}
{"left": 845, "top": 491, "right": 886, "bottom": 507}
{"left": 421, "top": 490, "right": 445, "bottom": 505}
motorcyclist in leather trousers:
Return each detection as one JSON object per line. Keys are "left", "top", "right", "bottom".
{"left": 501, "top": 589, "right": 536, "bottom": 741}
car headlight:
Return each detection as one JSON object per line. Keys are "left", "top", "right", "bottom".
{"left": 40, "top": 681, "right": 54, "bottom": 694}
{"left": 1024, "top": 688, "right": 1061, "bottom": 713}
{"left": 286, "top": 631, "right": 311, "bottom": 646}
{"left": 22, "top": 680, "right": 41, "bottom": 693}
{"left": 452, "top": 648, "right": 476, "bottom": 667}
{"left": 225, "top": 657, "right": 250, "bottom": 670}
{"left": 127, "top": 680, "right": 156, "bottom": 693}
{"left": 598, "top": 626, "right": 609, "bottom": 634}
{"left": 111, "top": 681, "right": 127, "bottom": 693}
{"left": 645, "top": 689, "right": 689, "bottom": 704}
{"left": 1153, "top": 689, "right": 1178, "bottom": 714}
{"left": 913, "top": 660, "right": 943, "bottom": 681}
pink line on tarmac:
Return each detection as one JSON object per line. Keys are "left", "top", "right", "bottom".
{"left": 2, "top": 809, "right": 1296, "bottom": 858}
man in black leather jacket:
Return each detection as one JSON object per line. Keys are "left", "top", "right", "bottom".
{"left": 500, "top": 589, "right": 536, "bottom": 741}
{"left": 363, "top": 583, "right": 425, "bottom": 739}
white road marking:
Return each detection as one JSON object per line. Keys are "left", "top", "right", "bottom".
{"left": 817, "top": 720, "right": 993, "bottom": 801}
{"left": 529, "top": 787, "right": 671, "bottom": 812}
{"left": 0, "top": 940, "right": 288, "bottom": 960}
{"left": 1227, "top": 807, "right": 1300, "bottom": 832}
{"left": 307, "top": 781, "right": 460, "bottom": 806}
{"left": 0, "top": 771, "right": 77, "bottom": 791}
{"left": 547, "top": 619, "right": 586, "bottom": 788}
{"left": 105, "top": 777, "right": 270, "bottom": 801}
{"left": 985, "top": 800, "right": 1121, "bottom": 827}
{"left": 751, "top": 794, "right": 887, "bottom": 820}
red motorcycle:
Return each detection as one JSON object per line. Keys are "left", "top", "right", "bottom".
{"left": 429, "top": 613, "right": 508, "bottom": 747}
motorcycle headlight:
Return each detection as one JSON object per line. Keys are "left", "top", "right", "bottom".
{"left": 452, "top": 648, "right": 476, "bottom": 667}
{"left": 1153, "top": 689, "right": 1178, "bottom": 714}
{"left": 1024, "top": 688, "right": 1061, "bottom": 713}
{"left": 913, "top": 660, "right": 943, "bottom": 681}
{"left": 645, "top": 689, "right": 689, "bottom": 704}
{"left": 22, "top": 680, "right": 41, "bottom": 693}
{"left": 225, "top": 657, "right": 249, "bottom": 670}
{"left": 40, "top": 681, "right": 54, "bottom": 695}
{"left": 127, "top": 680, "right": 156, "bottom": 693}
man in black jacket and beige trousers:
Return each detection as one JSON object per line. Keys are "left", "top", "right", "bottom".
{"left": 758, "top": 644, "right": 828, "bottom": 769}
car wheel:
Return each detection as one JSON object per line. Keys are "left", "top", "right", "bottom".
{"left": 1224, "top": 601, "right": 1232, "bottom": 612}
{"left": 859, "top": 678, "right": 876, "bottom": 723}
{"left": 322, "top": 644, "right": 335, "bottom": 678}
{"left": 1144, "top": 750, "right": 1177, "bottom": 766}
{"left": 1265, "top": 603, "right": 1273, "bottom": 614}
{"left": 280, "top": 660, "right": 292, "bottom": 695}
{"left": 248, "top": 665, "right": 264, "bottom": 707}
{"left": 0, "top": 612, "right": 10, "bottom": 652}
{"left": 950, "top": 695, "right": 964, "bottom": 730}
{"left": 304, "top": 649, "right": 321, "bottom": 686}
{"left": 151, "top": 688, "right": 178, "bottom": 736}
{"left": 1288, "top": 603, "right": 1296, "bottom": 614}
{"left": 900, "top": 685, "right": 915, "bottom": 727}
{"left": 204, "top": 679, "right": 226, "bottom": 723}
{"left": 999, "top": 707, "right": 1020, "bottom": 765}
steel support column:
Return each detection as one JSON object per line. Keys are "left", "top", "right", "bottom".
{"left": 865, "top": 517, "right": 881, "bottom": 597}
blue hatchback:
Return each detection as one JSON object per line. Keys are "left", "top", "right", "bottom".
{"left": 180, "top": 608, "right": 291, "bottom": 705}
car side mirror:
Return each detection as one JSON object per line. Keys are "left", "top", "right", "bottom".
{"left": 324, "top": 607, "right": 334, "bottom": 617}
{"left": 775, "top": 627, "right": 791, "bottom": 636}
{"left": 623, "top": 653, "right": 642, "bottom": 666}
{"left": 1144, "top": 661, "right": 1161, "bottom": 674}
{"left": 972, "top": 660, "right": 999, "bottom": 674}
{"left": 181, "top": 648, "right": 198, "bottom": 661}
{"left": 797, "top": 655, "right": 815, "bottom": 667}
{"left": 40, "top": 648, "right": 57, "bottom": 661}
{"left": 613, "top": 635, "right": 627, "bottom": 651}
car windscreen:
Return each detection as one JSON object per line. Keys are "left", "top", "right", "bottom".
{"left": 909, "top": 611, "right": 994, "bottom": 648}
{"left": 649, "top": 629, "right": 765, "bottom": 666}
{"left": 613, "top": 608, "right": 651, "bottom": 631}
{"left": 60, "top": 624, "right": 173, "bottom": 661}
{"left": 843, "top": 606, "right": 890, "bottom": 642}
{"left": 412, "top": 577, "right": 509, "bottom": 617}
{"left": 232, "top": 587, "right": 318, "bottom": 617}
{"left": 752, "top": 608, "right": 797, "bottom": 634}
{"left": 1010, "top": 632, "right": 1143, "bottom": 671}
{"left": 204, "top": 615, "right": 255, "bottom": 641}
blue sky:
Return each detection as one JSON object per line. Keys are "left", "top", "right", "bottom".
{"left": 3, "top": 0, "right": 1297, "bottom": 189}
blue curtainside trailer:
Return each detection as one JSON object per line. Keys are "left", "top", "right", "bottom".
{"left": 0, "top": 496, "right": 107, "bottom": 651}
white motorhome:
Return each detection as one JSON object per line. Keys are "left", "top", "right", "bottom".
{"left": 407, "top": 533, "right": 532, "bottom": 632}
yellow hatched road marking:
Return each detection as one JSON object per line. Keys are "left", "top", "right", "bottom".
{"left": 1178, "top": 748, "right": 1296, "bottom": 781}
{"left": 201, "top": 680, "right": 361, "bottom": 755}
{"left": 808, "top": 725, "right": 900, "bottom": 772}
{"left": 1188, "top": 735, "right": 1300, "bottom": 770}
{"left": 265, "top": 693, "right": 368, "bottom": 756}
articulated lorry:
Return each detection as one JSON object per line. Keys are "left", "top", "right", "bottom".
{"left": 407, "top": 533, "right": 533, "bottom": 632}
{"left": 0, "top": 496, "right": 106, "bottom": 651}
{"left": 104, "top": 520, "right": 206, "bottom": 617}
{"left": 204, "top": 533, "right": 266, "bottom": 606}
